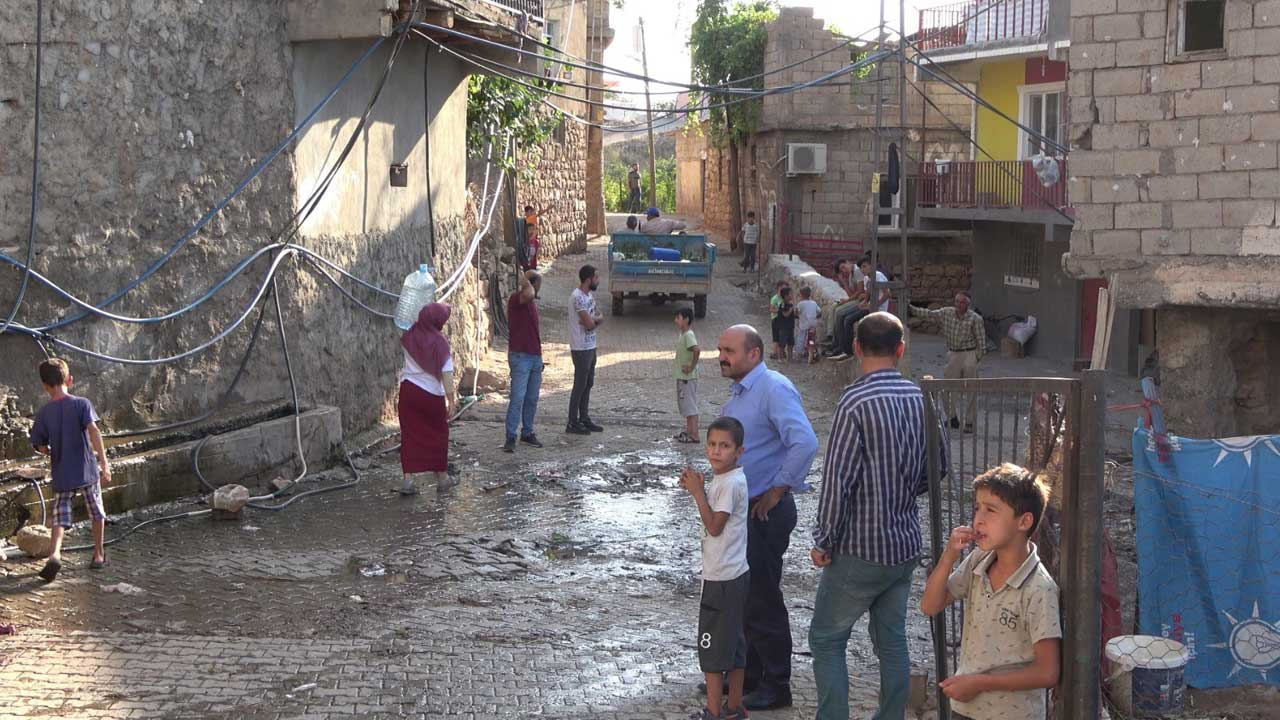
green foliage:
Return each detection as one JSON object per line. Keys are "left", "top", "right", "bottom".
{"left": 466, "top": 73, "right": 564, "bottom": 173}
{"left": 689, "top": 0, "right": 778, "bottom": 146}
{"left": 603, "top": 157, "right": 676, "bottom": 214}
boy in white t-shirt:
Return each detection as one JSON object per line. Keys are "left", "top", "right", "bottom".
{"left": 681, "top": 417, "right": 751, "bottom": 720}
{"left": 793, "top": 286, "right": 822, "bottom": 363}
{"left": 738, "top": 211, "right": 761, "bottom": 272}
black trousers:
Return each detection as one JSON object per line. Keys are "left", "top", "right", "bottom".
{"left": 835, "top": 308, "right": 870, "bottom": 355}
{"left": 627, "top": 189, "right": 643, "bottom": 213}
{"left": 744, "top": 491, "right": 797, "bottom": 690}
{"left": 741, "top": 243, "right": 757, "bottom": 271}
{"left": 568, "top": 348, "right": 597, "bottom": 425}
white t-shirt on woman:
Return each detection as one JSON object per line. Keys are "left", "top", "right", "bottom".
{"left": 400, "top": 349, "right": 453, "bottom": 396}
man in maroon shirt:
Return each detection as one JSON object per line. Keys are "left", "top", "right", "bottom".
{"left": 504, "top": 270, "right": 545, "bottom": 452}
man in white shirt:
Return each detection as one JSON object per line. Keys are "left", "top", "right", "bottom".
{"left": 641, "top": 207, "right": 688, "bottom": 235}
{"left": 567, "top": 265, "right": 605, "bottom": 435}
{"left": 739, "top": 211, "right": 761, "bottom": 271}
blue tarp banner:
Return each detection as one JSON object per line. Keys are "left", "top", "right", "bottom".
{"left": 1134, "top": 428, "right": 1280, "bottom": 688}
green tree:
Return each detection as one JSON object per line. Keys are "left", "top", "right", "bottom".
{"left": 689, "top": 0, "right": 777, "bottom": 245}
{"left": 466, "top": 73, "right": 564, "bottom": 174}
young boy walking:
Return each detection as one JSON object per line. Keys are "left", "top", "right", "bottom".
{"left": 674, "top": 307, "right": 702, "bottom": 444}
{"left": 681, "top": 417, "right": 751, "bottom": 720}
{"left": 28, "top": 359, "right": 111, "bottom": 581}
{"left": 738, "top": 211, "right": 760, "bottom": 272}
{"left": 921, "top": 463, "right": 1062, "bottom": 720}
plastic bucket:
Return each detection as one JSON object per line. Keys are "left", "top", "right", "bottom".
{"left": 1104, "top": 635, "right": 1189, "bottom": 716}
{"left": 648, "top": 246, "right": 681, "bottom": 262}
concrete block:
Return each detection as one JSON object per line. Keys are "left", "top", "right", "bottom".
{"left": 1173, "top": 145, "right": 1225, "bottom": 173}
{"left": 1251, "top": 114, "right": 1280, "bottom": 141}
{"left": 1097, "top": 97, "right": 1118, "bottom": 124}
{"left": 1227, "top": 0, "right": 1255, "bottom": 28}
{"left": 286, "top": 0, "right": 396, "bottom": 41}
{"left": 1149, "top": 62, "right": 1202, "bottom": 91}
{"left": 1141, "top": 229, "right": 1191, "bottom": 254}
{"left": 1229, "top": 27, "right": 1280, "bottom": 57}
{"left": 1098, "top": 13, "right": 1145, "bottom": 40}
{"left": 1118, "top": 0, "right": 1165, "bottom": 11}
{"left": 1115, "top": 202, "right": 1164, "bottom": 228}
{"left": 1223, "top": 199, "right": 1277, "bottom": 226}
{"left": 1190, "top": 227, "right": 1243, "bottom": 254}
{"left": 1071, "top": 150, "right": 1116, "bottom": 176}
{"left": 1071, "top": 43, "right": 1117, "bottom": 69}
{"left": 1116, "top": 39, "right": 1165, "bottom": 67}
{"left": 1114, "top": 149, "right": 1162, "bottom": 175}
{"left": 1226, "top": 85, "right": 1280, "bottom": 114}
{"left": 1070, "top": 228, "right": 1094, "bottom": 255}
{"left": 1175, "top": 88, "right": 1228, "bottom": 117}
{"left": 1074, "top": 202, "right": 1116, "bottom": 230}
{"left": 1251, "top": 169, "right": 1280, "bottom": 197}
{"left": 1257, "top": 1, "right": 1280, "bottom": 26}
{"left": 1092, "top": 230, "right": 1142, "bottom": 255}
{"left": 1171, "top": 200, "right": 1223, "bottom": 227}
{"left": 1073, "top": 17, "right": 1095, "bottom": 41}
{"left": 1094, "top": 68, "right": 1145, "bottom": 96}
{"left": 1201, "top": 59, "right": 1254, "bottom": 88}
{"left": 1093, "top": 123, "right": 1141, "bottom": 149}
{"left": 1147, "top": 119, "right": 1199, "bottom": 147}
{"left": 1069, "top": 69, "right": 1095, "bottom": 97}
{"left": 1076, "top": 0, "right": 1118, "bottom": 15}
{"left": 1091, "top": 177, "right": 1141, "bottom": 203}
{"left": 1147, "top": 174, "right": 1198, "bottom": 200}
{"left": 1225, "top": 142, "right": 1279, "bottom": 170}
{"left": 1199, "top": 171, "right": 1251, "bottom": 199}
{"left": 1142, "top": 11, "right": 1167, "bottom": 38}
{"left": 1242, "top": 226, "right": 1280, "bottom": 254}
{"left": 1256, "top": 57, "right": 1280, "bottom": 83}
{"left": 1116, "top": 94, "right": 1165, "bottom": 122}
{"left": 1200, "top": 116, "right": 1253, "bottom": 144}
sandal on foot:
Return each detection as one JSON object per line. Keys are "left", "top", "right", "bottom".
{"left": 674, "top": 431, "right": 700, "bottom": 444}
{"left": 38, "top": 558, "right": 61, "bottom": 582}
{"left": 89, "top": 556, "right": 109, "bottom": 570}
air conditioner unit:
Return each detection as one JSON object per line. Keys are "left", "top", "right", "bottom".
{"left": 786, "top": 143, "right": 827, "bottom": 175}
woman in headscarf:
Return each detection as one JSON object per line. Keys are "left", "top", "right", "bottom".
{"left": 397, "top": 303, "right": 456, "bottom": 496}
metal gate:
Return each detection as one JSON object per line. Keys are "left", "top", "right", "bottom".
{"left": 922, "top": 372, "right": 1106, "bottom": 720}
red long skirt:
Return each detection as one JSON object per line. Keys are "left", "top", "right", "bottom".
{"left": 398, "top": 380, "right": 449, "bottom": 473}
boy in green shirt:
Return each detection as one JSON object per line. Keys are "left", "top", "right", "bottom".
{"left": 674, "top": 308, "right": 701, "bottom": 444}
{"left": 769, "top": 281, "right": 789, "bottom": 359}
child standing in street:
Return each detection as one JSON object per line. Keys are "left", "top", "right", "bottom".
{"left": 673, "top": 307, "right": 702, "bottom": 444}
{"left": 522, "top": 204, "right": 545, "bottom": 270}
{"left": 28, "top": 359, "right": 111, "bottom": 581}
{"left": 768, "top": 281, "right": 788, "bottom": 359}
{"left": 794, "top": 286, "right": 822, "bottom": 363}
{"left": 681, "top": 417, "right": 751, "bottom": 720}
{"left": 921, "top": 463, "right": 1062, "bottom": 720}
{"left": 738, "top": 211, "right": 760, "bottom": 272}
{"left": 775, "top": 286, "right": 797, "bottom": 362}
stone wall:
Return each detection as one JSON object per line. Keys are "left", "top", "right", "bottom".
{"left": 517, "top": 110, "right": 589, "bottom": 258}
{"left": 0, "top": 2, "right": 501, "bottom": 458}
{"left": 1065, "top": 0, "right": 1280, "bottom": 308}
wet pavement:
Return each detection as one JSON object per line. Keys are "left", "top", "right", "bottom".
{"left": 0, "top": 215, "right": 1139, "bottom": 718}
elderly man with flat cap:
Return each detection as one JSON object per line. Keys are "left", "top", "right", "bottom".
{"left": 713, "top": 324, "right": 819, "bottom": 710}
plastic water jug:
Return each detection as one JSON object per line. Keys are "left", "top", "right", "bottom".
{"left": 395, "top": 264, "right": 437, "bottom": 330}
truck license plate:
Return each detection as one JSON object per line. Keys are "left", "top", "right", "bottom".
{"left": 647, "top": 268, "right": 675, "bottom": 274}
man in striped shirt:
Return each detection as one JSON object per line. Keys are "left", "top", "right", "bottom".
{"left": 808, "top": 311, "right": 937, "bottom": 720}
{"left": 908, "top": 291, "right": 985, "bottom": 432}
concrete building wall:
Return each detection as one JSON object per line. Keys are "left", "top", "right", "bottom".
{"left": 1064, "top": 0, "right": 1280, "bottom": 432}
{"left": 0, "top": 2, "right": 501, "bottom": 458}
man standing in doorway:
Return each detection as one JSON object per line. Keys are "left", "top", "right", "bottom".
{"left": 718, "top": 324, "right": 819, "bottom": 710}
{"left": 908, "top": 291, "right": 985, "bottom": 432}
{"left": 627, "top": 162, "right": 643, "bottom": 213}
{"left": 809, "top": 312, "right": 935, "bottom": 720}
{"left": 503, "top": 270, "right": 544, "bottom": 453}
{"left": 567, "top": 265, "right": 605, "bottom": 435}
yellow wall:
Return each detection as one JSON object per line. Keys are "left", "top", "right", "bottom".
{"left": 976, "top": 59, "right": 1024, "bottom": 162}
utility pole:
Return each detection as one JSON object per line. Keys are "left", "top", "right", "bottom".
{"left": 867, "top": 0, "right": 886, "bottom": 328}
{"left": 897, "top": 0, "right": 912, "bottom": 380}
{"left": 639, "top": 17, "right": 658, "bottom": 209}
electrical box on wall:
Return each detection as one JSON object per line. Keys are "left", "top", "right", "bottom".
{"left": 786, "top": 143, "right": 827, "bottom": 176}
{"left": 389, "top": 163, "right": 409, "bottom": 187}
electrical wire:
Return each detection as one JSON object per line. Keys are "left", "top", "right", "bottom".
{"left": 1, "top": 0, "right": 43, "bottom": 338}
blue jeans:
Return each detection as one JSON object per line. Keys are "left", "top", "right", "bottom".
{"left": 809, "top": 553, "right": 917, "bottom": 720}
{"left": 505, "top": 352, "right": 544, "bottom": 439}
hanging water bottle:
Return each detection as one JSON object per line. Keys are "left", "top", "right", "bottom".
{"left": 394, "top": 264, "right": 437, "bottom": 330}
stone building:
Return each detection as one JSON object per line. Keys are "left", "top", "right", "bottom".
{"left": 1064, "top": 0, "right": 1280, "bottom": 436}
{"left": 0, "top": 2, "right": 582, "bottom": 474}
{"left": 675, "top": 7, "right": 973, "bottom": 307}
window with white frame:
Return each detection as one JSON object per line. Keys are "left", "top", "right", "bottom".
{"left": 1020, "top": 86, "right": 1063, "bottom": 160}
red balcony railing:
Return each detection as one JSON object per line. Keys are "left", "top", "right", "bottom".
{"left": 917, "top": 159, "right": 1071, "bottom": 214}
{"left": 917, "top": 0, "right": 1047, "bottom": 51}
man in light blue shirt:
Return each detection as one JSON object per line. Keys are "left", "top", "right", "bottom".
{"left": 717, "top": 324, "right": 819, "bottom": 710}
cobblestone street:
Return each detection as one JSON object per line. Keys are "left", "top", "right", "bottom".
{"left": 0, "top": 218, "right": 1135, "bottom": 719}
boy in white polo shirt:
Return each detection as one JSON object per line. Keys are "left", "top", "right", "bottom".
{"left": 681, "top": 416, "right": 751, "bottom": 720}
{"left": 921, "top": 463, "right": 1062, "bottom": 720}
